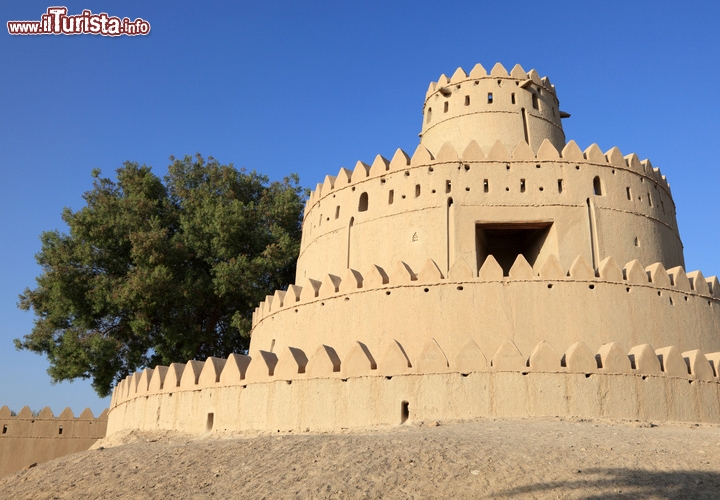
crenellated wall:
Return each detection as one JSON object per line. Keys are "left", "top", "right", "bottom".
{"left": 296, "top": 138, "right": 681, "bottom": 284}
{"left": 253, "top": 253, "right": 720, "bottom": 366}
{"left": 420, "top": 63, "right": 566, "bottom": 154}
{"left": 0, "top": 406, "right": 108, "bottom": 477}
{"left": 108, "top": 333, "right": 720, "bottom": 435}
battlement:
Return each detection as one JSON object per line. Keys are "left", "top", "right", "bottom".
{"left": 303, "top": 139, "right": 671, "bottom": 213}
{"left": 107, "top": 335, "right": 720, "bottom": 435}
{"left": 425, "top": 63, "right": 557, "bottom": 100}
{"left": 112, "top": 338, "right": 720, "bottom": 405}
{"left": 420, "top": 63, "right": 566, "bottom": 154}
{"left": 297, "top": 137, "right": 681, "bottom": 286}
{"left": 255, "top": 254, "right": 719, "bottom": 328}
{"left": 0, "top": 406, "right": 108, "bottom": 477}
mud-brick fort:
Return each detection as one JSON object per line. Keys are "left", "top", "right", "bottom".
{"left": 108, "top": 63, "right": 720, "bottom": 436}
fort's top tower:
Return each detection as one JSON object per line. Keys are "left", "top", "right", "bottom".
{"left": 420, "top": 63, "right": 566, "bottom": 155}
{"left": 295, "top": 63, "right": 684, "bottom": 289}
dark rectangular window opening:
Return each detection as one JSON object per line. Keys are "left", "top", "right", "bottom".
{"left": 335, "top": 206, "right": 340, "bottom": 219}
{"left": 446, "top": 180, "right": 451, "bottom": 193}
{"left": 476, "top": 222, "right": 553, "bottom": 277}
{"left": 206, "top": 412, "right": 214, "bottom": 431}
{"left": 483, "top": 179, "right": 489, "bottom": 193}
{"left": 401, "top": 401, "right": 409, "bottom": 424}
{"left": 558, "top": 179, "right": 563, "bottom": 193}
{"left": 511, "top": 93, "right": 516, "bottom": 104}
{"left": 2, "top": 425, "right": 7, "bottom": 434}
{"left": 388, "top": 190, "right": 394, "bottom": 204}
{"left": 464, "top": 95, "right": 470, "bottom": 106}
{"left": 58, "top": 426, "right": 63, "bottom": 435}
{"left": 626, "top": 187, "right": 632, "bottom": 200}
{"left": 520, "top": 179, "right": 526, "bottom": 193}
{"left": 444, "top": 101, "right": 449, "bottom": 113}
{"left": 415, "top": 184, "right": 421, "bottom": 197}
{"left": 487, "top": 92, "right": 493, "bottom": 104}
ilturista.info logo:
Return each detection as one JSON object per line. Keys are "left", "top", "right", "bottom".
{"left": 7, "top": 7, "right": 150, "bottom": 36}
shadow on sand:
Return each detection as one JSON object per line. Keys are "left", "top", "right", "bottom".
{"left": 494, "top": 467, "right": 720, "bottom": 499}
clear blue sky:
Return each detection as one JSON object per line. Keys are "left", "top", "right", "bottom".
{"left": 1, "top": 1, "right": 718, "bottom": 416}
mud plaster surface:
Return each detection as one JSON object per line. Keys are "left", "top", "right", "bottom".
{"left": 2, "top": 417, "right": 720, "bottom": 499}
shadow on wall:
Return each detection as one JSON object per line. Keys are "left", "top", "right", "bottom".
{"left": 498, "top": 468, "right": 720, "bottom": 498}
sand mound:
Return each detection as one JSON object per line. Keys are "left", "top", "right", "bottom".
{"left": 1, "top": 417, "right": 720, "bottom": 499}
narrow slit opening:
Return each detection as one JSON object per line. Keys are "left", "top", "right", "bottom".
{"left": 206, "top": 413, "right": 214, "bottom": 432}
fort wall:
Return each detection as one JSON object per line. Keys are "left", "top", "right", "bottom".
{"left": 253, "top": 253, "right": 720, "bottom": 363}
{"left": 296, "top": 139, "right": 682, "bottom": 283}
{"left": 107, "top": 333, "right": 720, "bottom": 435}
{"left": 0, "top": 406, "right": 108, "bottom": 477}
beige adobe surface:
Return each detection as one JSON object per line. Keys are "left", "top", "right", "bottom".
{"left": 0, "top": 406, "right": 107, "bottom": 477}
{"left": 108, "top": 63, "right": 720, "bottom": 436}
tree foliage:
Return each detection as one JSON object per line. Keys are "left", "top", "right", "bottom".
{"left": 16, "top": 155, "right": 306, "bottom": 397}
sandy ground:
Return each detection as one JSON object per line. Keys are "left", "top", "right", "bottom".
{"left": 1, "top": 417, "right": 720, "bottom": 499}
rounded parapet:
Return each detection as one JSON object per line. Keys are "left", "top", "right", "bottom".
{"left": 111, "top": 337, "right": 719, "bottom": 400}
{"left": 107, "top": 336, "right": 720, "bottom": 435}
{"left": 297, "top": 136, "right": 679, "bottom": 284}
{"left": 256, "top": 254, "right": 718, "bottom": 353}
{"left": 420, "top": 63, "right": 565, "bottom": 155}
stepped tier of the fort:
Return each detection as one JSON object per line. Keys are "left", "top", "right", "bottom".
{"left": 107, "top": 63, "right": 720, "bottom": 434}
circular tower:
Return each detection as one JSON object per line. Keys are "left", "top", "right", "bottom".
{"left": 295, "top": 62, "right": 684, "bottom": 286}
{"left": 109, "top": 63, "right": 720, "bottom": 437}
{"left": 420, "top": 63, "right": 566, "bottom": 155}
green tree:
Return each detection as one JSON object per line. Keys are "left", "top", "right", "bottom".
{"left": 16, "top": 154, "right": 306, "bottom": 397}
